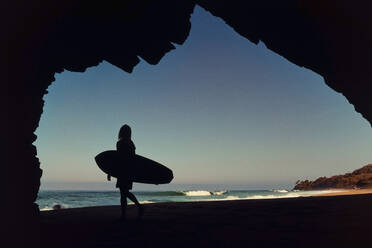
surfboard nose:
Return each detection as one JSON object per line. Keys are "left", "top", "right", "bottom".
{"left": 168, "top": 170, "right": 174, "bottom": 182}
{"left": 161, "top": 169, "right": 173, "bottom": 184}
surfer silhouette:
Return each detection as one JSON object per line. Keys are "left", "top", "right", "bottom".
{"left": 108, "top": 124, "right": 144, "bottom": 221}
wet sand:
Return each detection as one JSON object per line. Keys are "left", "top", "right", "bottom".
{"left": 40, "top": 193, "right": 372, "bottom": 248}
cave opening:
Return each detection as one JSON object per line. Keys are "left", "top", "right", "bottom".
{"left": 5, "top": 2, "right": 372, "bottom": 248}
{"left": 34, "top": 7, "right": 372, "bottom": 210}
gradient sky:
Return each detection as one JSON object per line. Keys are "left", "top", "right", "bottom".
{"left": 35, "top": 7, "right": 372, "bottom": 190}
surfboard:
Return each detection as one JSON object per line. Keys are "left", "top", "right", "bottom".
{"left": 94, "top": 150, "right": 173, "bottom": 184}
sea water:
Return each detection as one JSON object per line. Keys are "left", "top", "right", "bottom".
{"left": 37, "top": 184, "right": 344, "bottom": 211}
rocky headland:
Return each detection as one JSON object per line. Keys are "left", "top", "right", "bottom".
{"left": 294, "top": 164, "right": 372, "bottom": 190}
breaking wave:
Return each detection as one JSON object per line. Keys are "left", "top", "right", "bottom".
{"left": 181, "top": 190, "right": 228, "bottom": 196}
{"left": 134, "top": 190, "right": 228, "bottom": 196}
{"left": 271, "top": 189, "right": 289, "bottom": 193}
{"left": 129, "top": 200, "right": 154, "bottom": 205}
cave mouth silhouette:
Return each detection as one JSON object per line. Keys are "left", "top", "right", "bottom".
{"left": 4, "top": 1, "right": 371, "bottom": 247}
{"left": 36, "top": 37, "right": 370, "bottom": 200}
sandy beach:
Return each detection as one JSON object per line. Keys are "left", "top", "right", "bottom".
{"left": 315, "top": 188, "right": 372, "bottom": 196}
{"left": 40, "top": 191, "right": 372, "bottom": 248}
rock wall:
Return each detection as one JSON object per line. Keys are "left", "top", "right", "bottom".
{"left": 3, "top": 1, "right": 196, "bottom": 246}
{"left": 3, "top": 0, "right": 371, "bottom": 246}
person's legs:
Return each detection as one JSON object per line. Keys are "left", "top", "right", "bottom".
{"left": 126, "top": 191, "right": 140, "bottom": 206}
{"left": 119, "top": 188, "right": 128, "bottom": 220}
{"left": 127, "top": 191, "right": 144, "bottom": 218}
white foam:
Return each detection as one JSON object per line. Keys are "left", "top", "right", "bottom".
{"left": 223, "top": 196, "right": 241, "bottom": 200}
{"left": 40, "top": 207, "right": 53, "bottom": 211}
{"left": 207, "top": 194, "right": 293, "bottom": 201}
{"left": 211, "top": 190, "right": 228, "bottom": 195}
{"left": 183, "top": 190, "right": 212, "bottom": 196}
{"left": 40, "top": 202, "right": 70, "bottom": 211}
{"left": 293, "top": 189, "right": 346, "bottom": 196}
{"left": 188, "top": 189, "right": 347, "bottom": 202}
{"left": 272, "top": 189, "right": 289, "bottom": 193}
{"left": 182, "top": 190, "right": 228, "bottom": 196}
{"left": 128, "top": 200, "right": 154, "bottom": 205}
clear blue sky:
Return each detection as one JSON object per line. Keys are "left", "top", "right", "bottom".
{"left": 35, "top": 7, "right": 372, "bottom": 190}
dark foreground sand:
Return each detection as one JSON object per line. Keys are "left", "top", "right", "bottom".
{"left": 40, "top": 193, "right": 372, "bottom": 248}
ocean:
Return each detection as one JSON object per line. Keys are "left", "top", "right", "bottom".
{"left": 37, "top": 184, "right": 343, "bottom": 211}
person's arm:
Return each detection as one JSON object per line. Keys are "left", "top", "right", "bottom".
{"left": 130, "top": 140, "right": 136, "bottom": 154}
{"left": 116, "top": 140, "right": 120, "bottom": 152}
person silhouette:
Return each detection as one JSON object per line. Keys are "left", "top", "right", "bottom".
{"left": 107, "top": 124, "right": 144, "bottom": 221}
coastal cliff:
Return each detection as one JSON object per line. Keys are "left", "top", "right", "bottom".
{"left": 294, "top": 164, "right": 372, "bottom": 190}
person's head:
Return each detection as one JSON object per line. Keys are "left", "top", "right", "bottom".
{"left": 118, "top": 124, "right": 132, "bottom": 140}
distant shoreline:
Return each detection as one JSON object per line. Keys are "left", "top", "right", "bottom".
{"left": 314, "top": 188, "right": 372, "bottom": 197}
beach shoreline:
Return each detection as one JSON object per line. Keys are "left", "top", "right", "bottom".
{"left": 38, "top": 188, "right": 363, "bottom": 211}
{"left": 314, "top": 188, "right": 372, "bottom": 196}
{"left": 40, "top": 192, "right": 372, "bottom": 248}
